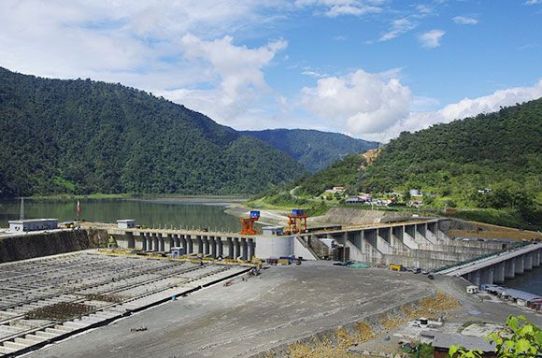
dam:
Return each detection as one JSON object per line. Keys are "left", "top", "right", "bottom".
{"left": 103, "top": 217, "right": 514, "bottom": 270}
{"left": 0, "top": 217, "right": 519, "bottom": 271}
{"left": 0, "top": 214, "right": 540, "bottom": 357}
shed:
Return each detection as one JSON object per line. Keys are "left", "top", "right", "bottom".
{"left": 117, "top": 219, "right": 136, "bottom": 229}
{"left": 170, "top": 247, "right": 185, "bottom": 258}
{"left": 421, "top": 331, "right": 496, "bottom": 358}
{"left": 8, "top": 219, "right": 58, "bottom": 232}
{"left": 500, "top": 288, "right": 541, "bottom": 305}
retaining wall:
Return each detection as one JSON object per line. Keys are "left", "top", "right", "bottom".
{"left": 0, "top": 229, "right": 106, "bottom": 263}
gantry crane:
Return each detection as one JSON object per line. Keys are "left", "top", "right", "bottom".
{"left": 284, "top": 209, "right": 308, "bottom": 235}
{"left": 240, "top": 210, "right": 260, "bottom": 235}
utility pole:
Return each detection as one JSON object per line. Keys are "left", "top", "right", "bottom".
{"left": 19, "top": 197, "right": 24, "bottom": 220}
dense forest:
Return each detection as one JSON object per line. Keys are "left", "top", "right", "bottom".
{"left": 0, "top": 67, "right": 305, "bottom": 197}
{"left": 363, "top": 99, "right": 542, "bottom": 206}
{"left": 242, "top": 129, "right": 378, "bottom": 172}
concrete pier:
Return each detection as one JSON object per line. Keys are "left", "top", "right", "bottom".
{"left": 438, "top": 243, "right": 542, "bottom": 285}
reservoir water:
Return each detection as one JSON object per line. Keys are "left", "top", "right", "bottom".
{"left": 0, "top": 198, "right": 242, "bottom": 232}
{"left": 504, "top": 265, "right": 542, "bottom": 296}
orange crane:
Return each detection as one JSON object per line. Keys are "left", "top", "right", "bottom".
{"left": 240, "top": 210, "right": 260, "bottom": 235}
{"left": 284, "top": 209, "right": 308, "bottom": 235}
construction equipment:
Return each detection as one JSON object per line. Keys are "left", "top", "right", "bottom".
{"left": 284, "top": 209, "right": 308, "bottom": 235}
{"left": 389, "top": 264, "right": 403, "bottom": 271}
{"left": 240, "top": 210, "right": 260, "bottom": 235}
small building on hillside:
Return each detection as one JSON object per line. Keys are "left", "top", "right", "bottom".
{"left": 117, "top": 219, "right": 136, "bottom": 229}
{"left": 421, "top": 331, "right": 496, "bottom": 358}
{"left": 8, "top": 219, "right": 58, "bottom": 233}
{"left": 325, "top": 186, "right": 346, "bottom": 194}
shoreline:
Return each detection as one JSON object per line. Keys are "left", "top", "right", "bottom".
{"left": 1, "top": 193, "right": 249, "bottom": 203}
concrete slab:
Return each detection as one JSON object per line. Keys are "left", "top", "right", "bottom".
{"left": 29, "top": 262, "right": 436, "bottom": 358}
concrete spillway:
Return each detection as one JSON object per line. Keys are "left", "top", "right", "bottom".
{"left": 108, "top": 218, "right": 508, "bottom": 270}
{"left": 298, "top": 219, "right": 510, "bottom": 270}
{"left": 0, "top": 217, "right": 517, "bottom": 271}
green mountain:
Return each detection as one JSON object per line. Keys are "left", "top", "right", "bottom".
{"left": 242, "top": 129, "right": 378, "bottom": 172}
{"left": 363, "top": 99, "right": 542, "bottom": 201}
{"left": 260, "top": 99, "right": 542, "bottom": 228}
{"left": 0, "top": 67, "right": 304, "bottom": 198}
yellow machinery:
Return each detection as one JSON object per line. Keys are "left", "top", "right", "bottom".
{"left": 389, "top": 264, "right": 403, "bottom": 271}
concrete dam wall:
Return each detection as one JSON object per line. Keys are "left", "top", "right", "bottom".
{"left": 0, "top": 229, "right": 106, "bottom": 263}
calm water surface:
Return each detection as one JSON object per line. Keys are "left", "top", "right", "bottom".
{"left": 505, "top": 265, "right": 542, "bottom": 295}
{"left": 0, "top": 198, "right": 242, "bottom": 232}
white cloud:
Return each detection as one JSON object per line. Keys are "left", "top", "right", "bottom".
{"left": 386, "top": 80, "right": 542, "bottom": 141}
{"left": 295, "top": 0, "right": 385, "bottom": 17}
{"left": 525, "top": 0, "right": 542, "bottom": 5}
{"left": 0, "top": 0, "right": 293, "bottom": 129}
{"left": 301, "top": 69, "right": 411, "bottom": 136}
{"left": 301, "top": 66, "right": 542, "bottom": 142}
{"left": 379, "top": 18, "right": 416, "bottom": 41}
{"left": 0, "top": 1, "right": 282, "bottom": 82}
{"left": 452, "top": 16, "right": 478, "bottom": 25}
{"left": 418, "top": 29, "right": 445, "bottom": 48}
{"left": 416, "top": 4, "right": 432, "bottom": 15}
{"left": 301, "top": 70, "right": 327, "bottom": 78}
{"left": 157, "top": 35, "right": 286, "bottom": 128}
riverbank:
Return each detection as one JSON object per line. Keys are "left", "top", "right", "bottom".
{"left": 25, "top": 193, "right": 248, "bottom": 202}
{"left": 0, "top": 198, "right": 244, "bottom": 231}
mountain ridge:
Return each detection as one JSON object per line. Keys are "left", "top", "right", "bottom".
{"left": 242, "top": 128, "right": 379, "bottom": 172}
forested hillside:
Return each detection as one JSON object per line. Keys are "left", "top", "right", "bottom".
{"left": 0, "top": 67, "right": 304, "bottom": 197}
{"left": 256, "top": 99, "right": 542, "bottom": 228}
{"left": 363, "top": 99, "right": 542, "bottom": 203}
{"left": 242, "top": 129, "right": 378, "bottom": 172}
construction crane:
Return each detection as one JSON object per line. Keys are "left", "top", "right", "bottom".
{"left": 240, "top": 210, "right": 260, "bottom": 235}
{"left": 284, "top": 209, "right": 308, "bottom": 235}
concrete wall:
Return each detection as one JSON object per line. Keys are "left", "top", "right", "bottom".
{"left": 0, "top": 229, "right": 100, "bottom": 263}
{"left": 254, "top": 236, "right": 293, "bottom": 259}
{"left": 293, "top": 237, "right": 318, "bottom": 260}
{"left": 110, "top": 217, "right": 505, "bottom": 270}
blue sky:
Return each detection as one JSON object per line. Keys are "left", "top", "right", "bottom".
{"left": 1, "top": 0, "right": 541, "bottom": 141}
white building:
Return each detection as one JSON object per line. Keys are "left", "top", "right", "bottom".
{"left": 117, "top": 219, "right": 136, "bottom": 229}
{"left": 8, "top": 219, "right": 58, "bottom": 233}
{"left": 324, "top": 186, "right": 346, "bottom": 194}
